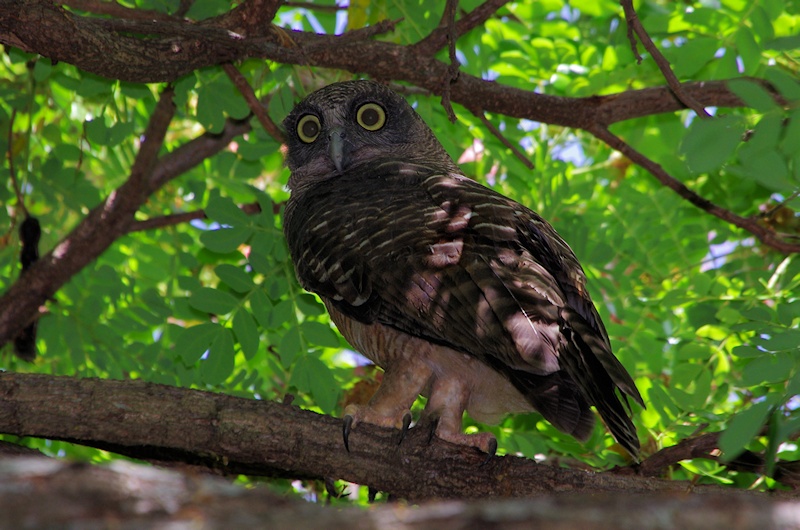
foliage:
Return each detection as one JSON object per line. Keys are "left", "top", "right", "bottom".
{"left": 1, "top": 0, "right": 800, "bottom": 495}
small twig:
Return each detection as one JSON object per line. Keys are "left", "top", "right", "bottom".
{"left": 620, "top": 0, "right": 712, "bottom": 119}
{"left": 7, "top": 109, "right": 26, "bottom": 217}
{"left": 222, "top": 63, "right": 284, "bottom": 143}
{"left": 639, "top": 432, "right": 721, "bottom": 476}
{"left": 415, "top": 0, "right": 511, "bottom": 55}
{"left": 127, "top": 202, "right": 269, "bottom": 233}
{"left": 473, "top": 109, "right": 534, "bottom": 170}
{"left": 335, "top": 17, "right": 402, "bottom": 43}
{"left": 761, "top": 190, "right": 800, "bottom": 219}
{"left": 441, "top": 0, "right": 460, "bottom": 123}
{"left": 591, "top": 124, "right": 800, "bottom": 253}
{"left": 58, "top": 0, "right": 182, "bottom": 21}
{"left": 284, "top": 2, "right": 345, "bottom": 13}
{"left": 130, "top": 86, "right": 176, "bottom": 191}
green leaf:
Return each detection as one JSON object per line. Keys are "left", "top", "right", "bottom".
{"left": 33, "top": 59, "right": 52, "bottom": 82}
{"left": 727, "top": 79, "right": 779, "bottom": 112}
{"left": 741, "top": 353, "right": 794, "bottom": 386}
{"left": 199, "top": 226, "right": 253, "bottom": 254}
{"left": 681, "top": 115, "right": 745, "bottom": 174}
{"left": 300, "top": 321, "right": 341, "bottom": 348}
{"left": 174, "top": 323, "right": 222, "bottom": 364}
{"left": 188, "top": 287, "right": 239, "bottom": 315}
{"left": 667, "top": 38, "right": 720, "bottom": 78}
{"left": 250, "top": 289, "right": 274, "bottom": 329}
{"left": 232, "top": 309, "right": 260, "bottom": 360}
{"left": 205, "top": 193, "right": 250, "bottom": 226}
{"left": 734, "top": 27, "right": 761, "bottom": 76}
{"left": 85, "top": 119, "right": 111, "bottom": 146}
{"left": 248, "top": 251, "right": 273, "bottom": 276}
{"left": 759, "top": 330, "right": 800, "bottom": 352}
{"left": 200, "top": 327, "right": 235, "bottom": 385}
{"left": 215, "top": 264, "right": 255, "bottom": 292}
{"left": 289, "top": 355, "right": 339, "bottom": 413}
{"left": 279, "top": 327, "right": 302, "bottom": 369}
{"left": 719, "top": 400, "right": 772, "bottom": 461}
{"left": 296, "top": 294, "right": 326, "bottom": 317}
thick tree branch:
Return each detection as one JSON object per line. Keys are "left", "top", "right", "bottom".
{"left": 0, "top": 0, "right": 768, "bottom": 130}
{"left": 0, "top": 372, "right": 790, "bottom": 502}
{"left": 589, "top": 125, "right": 800, "bottom": 254}
{"left": 3, "top": 455, "right": 798, "bottom": 528}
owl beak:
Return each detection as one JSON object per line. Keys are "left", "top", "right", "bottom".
{"left": 328, "top": 127, "right": 346, "bottom": 173}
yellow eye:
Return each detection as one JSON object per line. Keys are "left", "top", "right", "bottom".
{"left": 356, "top": 103, "right": 386, "bottom": 131}
{"left": 297, "top": 114, "right": 321, "bottom": 143}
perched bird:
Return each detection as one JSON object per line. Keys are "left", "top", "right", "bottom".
{"left": 282, "top": 80, "right": 643, "bottom": 458}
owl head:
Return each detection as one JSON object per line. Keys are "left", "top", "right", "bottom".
{"left": 282, "top": 80, "right": 459, "bottom": 190}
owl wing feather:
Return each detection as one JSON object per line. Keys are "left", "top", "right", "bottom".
{"left": 284, "top": 160, "right": 642, "bottom": 455}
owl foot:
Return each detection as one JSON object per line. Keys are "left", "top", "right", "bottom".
{"left": 438, "top": 427, "right": 498, "bottom": 460}
{"left": 342, "top": 404, "right": 413, "bottom": 452}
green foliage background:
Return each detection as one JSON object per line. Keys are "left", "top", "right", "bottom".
{"left": 2, "top": 0, "right": 800, "bottom": 493}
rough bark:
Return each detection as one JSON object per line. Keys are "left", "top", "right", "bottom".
{"left": 0, "top": 0, "right": 761, "bottom": 128}
{"left": 2, "top": 455, "right": 798, "bottom": 529}
{"left": 0, "top": 372, "right": 784, "bottom": 503}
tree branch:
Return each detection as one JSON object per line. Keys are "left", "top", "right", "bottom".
{"left": 588, "top": 125, "right": 800, "bottom": 253}
{"left": 0, "top": 0, "right": 770, "bottom": 129}
{"left": 0, "top": 111, "right": 253, "bottom": 352}
{"left": 59, "top": 0, "right": 183, "bottom": 21}
{"left": 3, "top": 454, "right": 797, "bottom": 528}
{"left": 472, "top": 109, "right": 535, "bottom": 170}
{"left": 620, "top": 0, "right": 711, "bottom": 118}
{"left": 414, "top": 0, "right": 511, "bottom": 55}
{"left": 0, "top": 372, "right": 783, "bottom": 502}
{"left": 127, "top": 202, "right": 269, "bottom": 233}
{"left": 222, "top": 64, "right": 285, "bottom": 143}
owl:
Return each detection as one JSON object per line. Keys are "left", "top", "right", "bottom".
{"left": 282, "top": 80, "right": 643, "bottom": 458}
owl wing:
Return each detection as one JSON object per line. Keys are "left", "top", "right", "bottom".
{"left": 284, "top": 162, "right": 643, "bottom": 455}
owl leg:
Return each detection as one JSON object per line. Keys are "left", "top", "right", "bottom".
{"left": 420, "top": 376, "right": 498, "bottom": 458}
{"left": 342, "top": 361, "right": 432, "bottom": 451}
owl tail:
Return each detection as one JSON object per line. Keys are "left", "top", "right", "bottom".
{"left": 558, "top": 308, "right": 643, "bottom": 459}
{"left": 490, "top": 360, "right": 597, "bottom": 442}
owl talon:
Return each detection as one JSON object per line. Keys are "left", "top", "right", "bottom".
{"left": 343, "top": 414, "right": 354, "bottom": 452}
{"left": 396, "top": 410, "right": 412, "bottom": 445}
{"left": 425, "top": 417, "right": 439, "bottom": 445}
{"left": 480, "top": 437, "right": 498, "bottom": 466}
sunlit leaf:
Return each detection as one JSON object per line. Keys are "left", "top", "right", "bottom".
{"left": 188, "top": 287, "right": 239, "bottom": 315}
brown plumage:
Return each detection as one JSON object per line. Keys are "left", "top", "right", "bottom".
{"left": 283, "top": 80, "right": 643, "bottom": 458}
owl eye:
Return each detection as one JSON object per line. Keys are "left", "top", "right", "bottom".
{"left": 356, "top": 103, "right": 386, "bottom": 131}
{"left": 297, "top": 114, "right": 321, "bottom": 143}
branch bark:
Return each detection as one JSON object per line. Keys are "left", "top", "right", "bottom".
{"left": 3, "top": 455, "right": 798, "bottom": 529}
{"left": 0, "top": 372, "right": 792, "bottom": 502}
{"left": 0, "top": 0, "right": 767, "bottom": 129}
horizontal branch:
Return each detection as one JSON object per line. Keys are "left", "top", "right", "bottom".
{"left": 0, "top": 372, "right": 773, "bottom": 502}
{"left": 3, "top": 454, "right": 798, "bottom": 528}
{"left": 0, "top": 0, "right": 763, "bottom": 130}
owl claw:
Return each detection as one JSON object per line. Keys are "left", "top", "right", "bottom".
{"left": 396, "top": 410, "right": 413, "bottom": 445}
{"left": 481, "top": 437, "right": 498, "bottom": 466}
{"left": 343, "top": 414, "right": 354, "bottom": 452}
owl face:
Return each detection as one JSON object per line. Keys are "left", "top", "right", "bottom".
{"left": 283, "top": 80, "right": 458, "bottom": 189}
